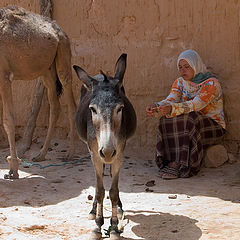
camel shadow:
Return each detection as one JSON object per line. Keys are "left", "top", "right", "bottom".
{"left": 120, "top": 210, "right": 202, "bottom": 240}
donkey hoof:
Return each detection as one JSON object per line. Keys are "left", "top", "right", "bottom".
{"left": 88, "top": 213, "right": 96, "bottom": 220}
{"left": 4, "top": 171, "right": 19, "bottom": 179}
{"left": 90, "top": 229, "right": 102, "bottom": 240}
{"left": 110, "top": 231, "right": 120, "bottom": 240}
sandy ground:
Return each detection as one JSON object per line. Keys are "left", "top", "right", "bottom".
{"left": 0, "top": 138, "right": 240, "bottom": 240}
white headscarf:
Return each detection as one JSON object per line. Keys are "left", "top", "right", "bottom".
{"left": 177, "top": 49, "right": 207, "bottom": 76}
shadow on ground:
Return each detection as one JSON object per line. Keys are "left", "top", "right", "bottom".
{"left": 0, "top": 139, "right": 239, "bottom": 209}
{"left": 121, "top": 210, "right": 202, "bottom": 240}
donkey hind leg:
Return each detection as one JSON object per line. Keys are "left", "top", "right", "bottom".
{"left": 109, "top": 158, "right": 123, "bottom": 240}
{"left": 55, "top": 32, "right": 76, "bottom": 161}
{"left": 90, "top": 158, "right": 105, "bottom": 240}
{"left": 89, "top": 164, "right": 105, "bottom": 220}
{"left": 0, "top": 72, "right": 20, "bottom": 179}
{"left": 32, "top": 66, "right": 60, "bottom": 162}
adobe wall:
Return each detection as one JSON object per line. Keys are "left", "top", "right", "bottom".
{"left": 0, "top": 0, "right": 240, "bottom": 154}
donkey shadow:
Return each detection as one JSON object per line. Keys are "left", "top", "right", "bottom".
{"left": 120, "top": 210, "right": 202, "bottom": 240}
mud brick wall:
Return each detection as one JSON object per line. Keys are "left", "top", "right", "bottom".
{"left": 0, "top": 0, "right": 240, "bottom": 154}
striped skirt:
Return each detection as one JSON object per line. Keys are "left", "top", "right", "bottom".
{"left": 155, "top": 111, "right": 225, "bottom": 177}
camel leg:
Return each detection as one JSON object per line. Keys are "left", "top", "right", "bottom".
{"left": 32, "top": 66, "right": 60, "bottom": 162}
{"left": 0, "top": 74, "right": 20, "bottom": 179}
{"left": 55, "top": 32, "right": 76, "bottom": 161}
{"left": 18, "top": 78, "right": 45, "bottom": 157}
{"left": 18, "top": 0, "right": 52, "bottom": 157}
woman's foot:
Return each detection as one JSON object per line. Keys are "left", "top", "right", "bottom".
{"left": 162, "top": 171, "right": 178, "bottom": 180}
{"left": 158, "top": 162, "right": 180, "bottom": 180}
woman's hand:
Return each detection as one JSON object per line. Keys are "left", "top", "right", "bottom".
{"left": 146, "top": 103, "right": 172, "bottom": 117}
{"left": 158, "top": 104, "right": 172, "bottom": 116}
{"left": 146, "top": 103, "right": 158, "bottom": 117}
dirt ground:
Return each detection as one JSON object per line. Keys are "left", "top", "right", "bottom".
{"left": 0, "top": 138, "right": 239, "bottom": 240}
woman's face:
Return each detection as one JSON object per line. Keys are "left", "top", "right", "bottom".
{"left": 178, "top": 59, "right": 195, "bottom": 81}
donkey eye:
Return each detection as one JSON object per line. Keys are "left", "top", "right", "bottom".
{"left": 89, "top": 106, "right": 97, "bottom": 114}
{"left": 117, "top": 106, "right": 124, "bottom": 114}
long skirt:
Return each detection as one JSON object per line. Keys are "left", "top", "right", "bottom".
{"left": 155, "top": 111, "right": 225, "bottom": 177}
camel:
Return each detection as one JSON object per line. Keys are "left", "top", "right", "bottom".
{"left": 0, "top": 6, "right": 76, "bottom": 179}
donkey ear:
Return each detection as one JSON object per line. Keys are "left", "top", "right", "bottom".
{"left": 114, "top": 53, "right": 127, "bottom": 83}
{"left": 73, "top": 65, "right": 96, "bottom": 90}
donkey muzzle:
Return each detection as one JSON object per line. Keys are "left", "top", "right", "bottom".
{"left": 99, "top": 147, "right": 117, "bottom": 163}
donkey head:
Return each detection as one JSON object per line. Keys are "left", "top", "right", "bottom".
{"left": 73, "top": 54, "right": 127, "bottom": 163}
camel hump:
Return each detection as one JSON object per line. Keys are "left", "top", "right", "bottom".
{"left": 0, "top": 5, "right": 70, "bottom": 80}
{"left": 0, "top": 5, "right": 62, "bottom": 42}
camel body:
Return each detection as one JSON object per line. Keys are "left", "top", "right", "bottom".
{"left": 0, "top": 6, "right": 76, "bottom": 179}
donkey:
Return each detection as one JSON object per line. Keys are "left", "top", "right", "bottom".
{"left": 0, "top": 6, "right": 76, "bottom": 179}
{"left": 73, "top": 53, "right": 137, "bottom": 240}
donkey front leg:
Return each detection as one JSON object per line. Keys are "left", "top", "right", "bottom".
{"left": 91, "top": 159, "right": 105, "bottom": 240}
{"left": 109, "top": 158, "right": 123, "bottom": 240}
{"left": 89, "top": 164, "right": 106, "bottom": 220}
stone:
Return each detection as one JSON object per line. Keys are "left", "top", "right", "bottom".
{"left": 227, "top": 153, "right": 238, "bottom": 164}
{"left": 204, "top": 144, "right": 228, "bottom": 168}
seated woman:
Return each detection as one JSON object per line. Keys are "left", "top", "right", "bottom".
{"left": 146, "top": 49, "right": 226, "bottom": 179}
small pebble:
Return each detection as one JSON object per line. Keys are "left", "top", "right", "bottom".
{"left": 88, "top": 195, "right": 93, "bottom": 200}
{"left": 24, "top": 200, "right": 31, "bottom": 205}
{"left": 145, "top": 188, "right": 154, "bottom": 192}
{"left": 145, "top": 180, "right": 155, "bottom": 187}
{"left": 168, "top": 194, "right": 177, "bottom": 199}
{"left": 51, "top": 179, "right": 63, "bottom": 183}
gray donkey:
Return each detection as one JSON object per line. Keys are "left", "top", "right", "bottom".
{"left": 73, "top": 54, "right": 137, "bottom": 240}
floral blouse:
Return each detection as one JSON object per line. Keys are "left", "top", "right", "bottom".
{"left": 156, "top": 77, "right": 225, "bottom": 129}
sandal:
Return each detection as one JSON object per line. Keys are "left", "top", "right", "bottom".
{"left": 161, "top": 166, "right": 179, "bottom": 180}
{"left": 157, "top": 166, "right": 177, "bottom": 178}
{"left": 157, "top": 166, "right": 171, "bottom": 177}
